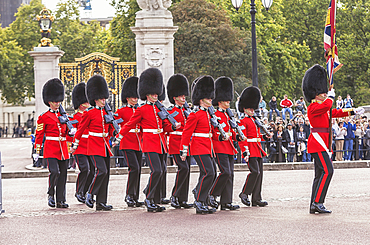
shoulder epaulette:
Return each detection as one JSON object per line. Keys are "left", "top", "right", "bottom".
{"left": 86, "top": 106, "right": 94, "bottom": 111}
{"left": 139, "top": 103, "right": 145, "bottom": 106}
{"left": 119, "top": 105, "right": 127, "bottom": 109}
{"left": 39, "top": 111, "right": 47, "bottom": 117}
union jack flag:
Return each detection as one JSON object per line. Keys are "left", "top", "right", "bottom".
{"left": 324, "top": 0, "right": 342, "bottom": 87}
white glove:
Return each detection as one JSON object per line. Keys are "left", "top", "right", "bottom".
{"left": 69, "top": 127, "right": 77, "bottom": 136}
{"left": 354, "top": 107, "right": 365, "bottom": 115}
{"left": 327, "top": 89, "right": 335, "bottom": 98}
{"left": 32, "top": 153, "right": 39, "bottom": 162}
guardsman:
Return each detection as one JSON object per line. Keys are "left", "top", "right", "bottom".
{"left": 113, "top": 68, "right": 180, "bottom": 212}
{"left": 115, "top": 76, "right": 144, "bottom": 207}
{"left": 180, "top": 75, "right": 217, "bottom": 214}
{"left": 167, "top": 74, "right": 193, "bottom": 209}
{"left": 302, "top": 65, "right": 364, "bottom": 214}
{"left": 209, "top": 77, "right": 240, "bottom": 211}
{"left": 70, "top": 83, "right": 94, "bottom": 204}
{"left": 71, "top": 75, "right": 114, "bottom": 211}
{"left": 238, "top": 86, "right": 269, "bottom": 208}
{"left": 33, "top": 78, "right": 73, "bottom": 208}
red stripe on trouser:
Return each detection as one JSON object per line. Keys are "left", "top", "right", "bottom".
{"left": 315, "top": 152, "right": 329, "bottom": 203}
{"left": 124, "top": 150, "right": 131, "bottom": 195}
{"left": 172, "top": 156, "right": 180, "bottom": 196}
{"left": 75, "top": 156, "right": 80, "bottom": 191}
{"left": 210, "top": 155, "right": 223, "bottom": 194}
{"left": 147, "top": 154, "right": 154, "bottom": 196}
{"left": 89, "top": 156, "right": 99, "bottom": 194}
{"left": 197, "top": 156, "right": 207, "bottom": 201}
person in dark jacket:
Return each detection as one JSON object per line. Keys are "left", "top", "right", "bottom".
{"left": 283, "top": 123, "right": 297, "bottom": 162}
{"left": 302, "top": 117, "right": 311, "bottom": 162}
{"left": 268, "top": 96, "right": 280, "bottom": 121}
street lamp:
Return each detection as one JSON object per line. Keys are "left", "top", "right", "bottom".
{"left": 36, "top": 8, "right": 55, "bottom": 47}
{"left": 231, "top": 0, "right": 273, "bottom": 87}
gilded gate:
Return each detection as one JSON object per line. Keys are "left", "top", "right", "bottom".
{"left": 59, "top": 52, "right": 136, "bottom": 112}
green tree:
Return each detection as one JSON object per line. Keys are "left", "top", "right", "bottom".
{"left": 171, "top": 0, "right": 269, "bottom": 100}
{"left": 2, "top": 0, "right": 44, "bottom": 104}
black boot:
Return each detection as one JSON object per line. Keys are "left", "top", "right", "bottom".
{"left": 135, "top": 200, "right": 145, "bottom": 207}
{"left": 56, "top": 201, "right": 69, "bottom": 208}
{"left": 221, "top": 203, "right": 240, "bottom": 210}
{"left": 208, "top": 195, "right": 219, "bottom": 209}
{"left": 125, "top": 195, "right": 136, "bottom": 207}
{"left": 75, "top": 192, "right": 85, "bottom": 203}
{"left": 96, "top": 203, "right": 113, "bottom": 211}
{"left": 239, "top": 193, "right": 251, "bottom": 206}
{"left": 85, "top": 193, "right": 95, "bottom": 208}
{"left": 160, "top": 198, "right": 170, "bottom": 204}
{"left": 194, "top": 201, "right": 208, "bottom": 214}
{"left": 144, "top": 199, "right": 158, "bottom": 212}
{"left": 252, "top": 200, "right": 268, "bottom": 207}
{"left": 171, "top": 196, "right": 181, "bottom": 209}
{"left": 48, "top": 195, "right": 55, "bottom": 208}
{"left": 179, "top": 201, "right": 194, "bottom": 209}
{"left": 310, "top": 202, "right": 332, "bottom": 214}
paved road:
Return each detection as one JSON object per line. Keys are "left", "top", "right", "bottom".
{"left": 1, "top": 168, "right": 370, "bottom": 244}
{"left": 0, "top": 137, "right": 32, "bottom": 172}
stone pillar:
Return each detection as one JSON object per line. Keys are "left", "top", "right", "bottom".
{"left": 28, "top": 47, "right": 64, "bottom": 118}
{"left": 131, "top": 6, "right": 178, "bottom": 105}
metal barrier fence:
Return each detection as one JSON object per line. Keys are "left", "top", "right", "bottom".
{"left": 0, "top": 152, "right": 5, "bottom": 215}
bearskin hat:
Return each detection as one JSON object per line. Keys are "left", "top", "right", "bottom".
{"left": 121, "top": 76, "right": 139, "bottom": 104}
{"left": 86, "top": 75, "right": 109, "bottom": 107}
{"left": 158, "top": 84, "right": 166, "bottom": 101}
{"left": 238, "top": 86, "right": 261, "bottom": 112}
{"left": 138, "top": 68, "right": 163, "bottom": 100}
{"left": 167, "top": 74, "right": 189, "bottom": 104}
{"left": 42, "top": 78, "right": 65, "bottom": 107}
{"left": 72, "top": 83, "right": 88, "bottom": 110}
{"left": 191, "top": 75, "right": 215, "bottom": 106}
{"left": 302, "top": 64, "right": 328, "bottom": 102}
{"left": 212, "top": 76, "right": 234, "bottom": 106}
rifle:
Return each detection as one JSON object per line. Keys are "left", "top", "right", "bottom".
{"left": 155, "top": 100, "right": 179, "bottom": 128}
{"left": 183, "top": 101, "right": 194, "bottom": 118}
{"left": 58, "top": 105, "right": 78, "bottom": 131}
{"left": 208, "top": 106, "right": 227, "bottom": 139}
{"left": 104, "top": 103, "right": 123, "bottom": 134}
{"left": 226, "top": 108, "right": 246, "bottom": 140}
{"left": 252, "top": 113, "right": 270, "bottom": 136}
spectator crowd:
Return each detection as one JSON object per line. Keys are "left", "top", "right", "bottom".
{"left": 258, "top": 94, "right": 370, "bottom": 163}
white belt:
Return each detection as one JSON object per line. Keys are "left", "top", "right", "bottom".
{"left": 142, "top": 128, "right": 163, "bottom": 134}
{"left": 192, "top": 133, "right": 212, "bottom": 138}
{"left": 81, "top": 134, "right": 89, "bottom": 139}
{"left": 217, "top": 132, "right": 232, "bottom": 137}
{"left": 170, "top": 131, "right": 183, "bottom": 136}
{"left": 246, "top": 138, "right": 261, "bottom": 142}
{"left": 89, "top": 132, "right": 108, "bottom": 137}
{"left": 129, "top": 129, "right": 141, "bottom": 133}
{"left": 45, "top": 136, "right": 66, "bottom": 141}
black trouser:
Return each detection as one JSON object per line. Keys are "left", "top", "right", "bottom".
{"left": 88, "top": 153, "right": 110, "bottom": 204}
{"left": 193, "top": 155, "right": 216, "bottom": 203}
{"left": 159, "top": 153, "right": 168, "bottom": 200}
{"left": 310, "top": 151, "right": 334, "bottom": 204}
{"left": 122, "top": 149, "right": 142, "bottom": 198}
{"left": 210, "top": 153, "right": 234, "bottom": 204}
{"left": 240, "top": 157, "right": 263, "bottom": 202}
{"left": 75, "top": 154, "right": 94, "bottom": 195}
{"left": 172, "top": 155, "right": 191, "bottom": 202}
{"left": 45, "top": 158, "right": 68, "bottom": 202}
{"left": 145, "top": 152, "right": 165, "bottom": 201}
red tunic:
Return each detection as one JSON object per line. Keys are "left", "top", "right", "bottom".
{"left": 115, "top": 105, "right": 142, "bottom": 151}
{"left": 307, "top": 98, "right": 353, "bottom": 154}
{"left": 180, "top": 107, "right": 214, "bottom": 156}
{"left": 238, "top": 116, "right": 267, "bottom": 158}
{"left": 211, "top": 109, "right": 237, "bottom": 155}
{"left": 73, "top": 106, "right": 114, "bottom": 157}
{"left": 167, "top": 105, "right": 187, "bottom": 155}
{"left": 71, "top": 111, "right": 89, "bottom": 155}
{"left": 117, "top": 102, "right": 173, "bottom": 154}
{"left": 34, "top": 110, "right": 69, "bottom": 160}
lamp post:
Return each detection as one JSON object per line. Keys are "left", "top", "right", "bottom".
{"left": 231, "top": 0, "right": 273, "bottom": 88}
{"left": 36, "top": 8, "right": 55, "bottom": 47}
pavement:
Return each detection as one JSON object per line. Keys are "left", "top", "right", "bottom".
{"left": 1, "top": 138, "right": 370, "bottom": 244}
